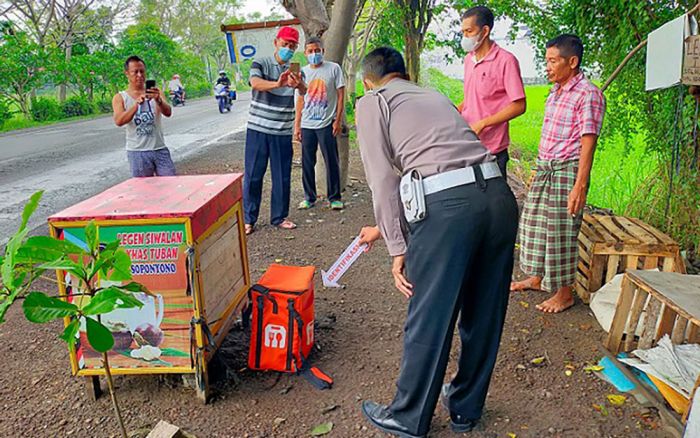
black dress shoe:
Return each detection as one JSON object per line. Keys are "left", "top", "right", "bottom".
{"left": 441, "top": 384, "right": 479, "bottom": 433}
{"left": 449, "top": 415, "right": 478, "bottom": 433}
{"left": 361, "top": 400, "right": 426, "bottom": 438}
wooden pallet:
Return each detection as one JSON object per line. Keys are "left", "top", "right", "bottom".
{"left": 575, "top": 214, "right": 685, "bottom": 303}
{"left": 605, "top": 270, "right": 700, "bottom": 354}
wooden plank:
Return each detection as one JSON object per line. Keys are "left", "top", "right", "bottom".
{"left": 624, "top": 288, "right": 649, "bottom": 352}
{"left": 198, "top": 214, "right": 238, "bottom": 255}
{"left": 656, "top": 304, "right": 677, "bottom": 342}
{"left": 589, "top": 244, "right": 676, "bottom": 256}
{"left": 662, "top": 257, "right": 676, "bottom": 272}
{"left": 597, "top": 215, "right": 636, "bottom": 243}
{"left": 587, "top": 214, "right": 618, "bottom": 244}
{"left": 84, "top": 376, "right": 102, "bottom": 401}
{"left": 606, "top": 255, "right": 621, "bottom": 283}
{"left": 578, "top": 226, "right": 595, "bottom": 249}
{"left": 643, "top": 256, "right": 658, "bottom": 269}
{"left": 606, "top": 275, "right": 636, "bottom": 354}
{"left": 589, "top": 255, "right": 607, "bottom": 292}
{"left": 671, "top": 316, "right": 688, "bottom": 344}
{"left": 615, "top": 216, "right": 658, "bottom": 244}
{"left": 674, "top": 255, "right": 688, "bottom": 274}
{"left": 200, "top": 221, "right": 244, "bottom": 322}
{"left": 627, "top": 270, "right": 700, "bottom": 326}
{"left": 581, "top": 214, "right": 608, "bottom": 243}
{"left": 578, "top": 245, "right": 591, "bottom": 264}
{"left": 639, "top": 298, "right": 662, "bottom": 350}
{"left": 626, "top": 255, "right": 640, "bottom": 270}
{"left": 631, "top": 217, "right": 678, "bottom": 246}
{"left": 689, "top": 323, "right": 700, "bottom": 344}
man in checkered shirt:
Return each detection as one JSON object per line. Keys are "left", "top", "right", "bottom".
{"left": 511, "top": 34, "right": 606, "bottom": 313}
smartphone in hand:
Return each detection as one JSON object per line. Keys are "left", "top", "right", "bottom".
{"left": 146, "top": 79, "right": 156, "bottom": 90}
{"left": 289, "top": 62, "right": 300, "bottom": 74}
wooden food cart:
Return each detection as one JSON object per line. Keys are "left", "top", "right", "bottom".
{"left": 48, "top": 174, "right": 250, "bottom": 402}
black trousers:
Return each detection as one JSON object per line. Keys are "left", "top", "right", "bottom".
{"left": 388, "top": 175, "right": 518, "bottom": 436}
{"left": 301, "top": 125, "right": 341, "bottom": 202}
{"left": 495, "top": 149, "right": 509, "bottom": 180}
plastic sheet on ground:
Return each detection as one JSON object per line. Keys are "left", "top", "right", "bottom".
{"left": 619, "top": 335, "right": 700, "bottom": 398}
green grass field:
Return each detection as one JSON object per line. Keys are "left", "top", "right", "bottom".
{"left": 420, "top": 68, "right": 656, "bottom": 215}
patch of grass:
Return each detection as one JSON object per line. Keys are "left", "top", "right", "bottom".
{"left": 419, "top": 68, "right": 658, "bottom": 220}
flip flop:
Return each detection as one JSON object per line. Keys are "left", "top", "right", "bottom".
{"left": 276, "top": 219, "right": 297, "bottom": 230}
{"left": 245, "top": 224, "right": 254, "bottom": 235}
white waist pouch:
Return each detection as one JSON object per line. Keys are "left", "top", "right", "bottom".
{"left": 400, "top": 170, "right": 427, "bottom": 224}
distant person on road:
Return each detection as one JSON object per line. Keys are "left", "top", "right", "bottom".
{"left": 510, "top": 34, "right": 605, "bottom": 313}
{"left": 294, "top": 36, "right": 346, "bottom": 211}
{"left": 112, "top": 55, "right": 175, "bottom": 177}
{"left": 243, "top": 26, "right": 307, "bottom": 235}
{"left": 216, "top": 70, "right": 231, "bottom": 87}
{"left": 168, "top": 74, "right": 185, "bottom": 100}
{"left": 458, "top": 6, "right": 526, "bottom": 179}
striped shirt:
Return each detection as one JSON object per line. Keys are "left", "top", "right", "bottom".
{"left": 248, "top": 56, "right": 297, "bottom": 136}
{"left": 539, "top": 73, "right": 606, "bottom": 161}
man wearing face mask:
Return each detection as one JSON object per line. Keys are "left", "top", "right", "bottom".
{"left": 294, "top": 37, "right": 346, "bottom": 211}
{"left": 244, "top": 26, "right": 307, "bottom": 235}
{"left": 459, "top": 6, "right": 526, "bottom": 178}
{"left": 356, "top": 47, "right": 518, "bottom": 438}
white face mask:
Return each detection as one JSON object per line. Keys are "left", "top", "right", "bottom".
{"left": 461, "top": 31, "right": 483, "bottom": 53}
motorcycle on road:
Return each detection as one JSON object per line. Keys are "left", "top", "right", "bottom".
{"left": 214, "top": 83, "right": 234, "bottom": 113}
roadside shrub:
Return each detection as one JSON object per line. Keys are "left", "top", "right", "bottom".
{"left": 187, "top": 81, "right": 212, "bottom": 98}
{"left": 0, "top": 99, "right": 11, "bottom": 127}
{"left": 62, "top": 96, "right": 95, "bottom": 117}
{"left": 31, "top": 97, "right": 62, "bottom": 122}
{"left": 95, "top": 99, "right": 113, "bottom": 114}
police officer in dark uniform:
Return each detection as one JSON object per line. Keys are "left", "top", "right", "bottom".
{"left": 356, "top": 47, "right": 518, "bottom": 438}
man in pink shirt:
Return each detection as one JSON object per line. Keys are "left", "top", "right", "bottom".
{"left": 459, "top": 6, "right": 526, "bottom": 178}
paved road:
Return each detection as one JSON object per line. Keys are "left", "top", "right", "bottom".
{"left": 0, "top": 93, "right": 251, "bottom": 243}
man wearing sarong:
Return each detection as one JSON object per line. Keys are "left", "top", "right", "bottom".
{"left": 510, "top": 34, "right": 605, "bottom": 313}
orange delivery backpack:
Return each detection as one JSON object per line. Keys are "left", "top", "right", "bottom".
{"left": 246, "top": 264, "right": 333, "bottom": 389}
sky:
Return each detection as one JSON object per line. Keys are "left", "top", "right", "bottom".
{"left": 239, "top": 0, "right": 540, "bottom": 79}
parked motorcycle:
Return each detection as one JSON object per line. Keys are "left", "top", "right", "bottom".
{"left": 214, "top": 83, "right": 232, "bottom": 113}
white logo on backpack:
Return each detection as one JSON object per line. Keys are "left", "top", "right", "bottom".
{"left": 306, "top": 321, "right": 314, "bottom": 345}
{"left": 264, "top": 324, "right": 286, "bottom": 349}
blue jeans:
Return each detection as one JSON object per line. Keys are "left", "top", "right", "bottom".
{"left": 243, "top": 129, "right": 293, "bottom": 226}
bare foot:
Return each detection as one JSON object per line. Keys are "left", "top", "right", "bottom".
{"left": 245, "top": 224, "right": 254, "bottom": 235}
{"left": 510, "top": 276, "right": 542, "bottom": 292}
{"left": 536, "top": 287, "right": 575, "bottom": 313}
{"left": 276, "top": 219, "right": 297, "bottom": 230}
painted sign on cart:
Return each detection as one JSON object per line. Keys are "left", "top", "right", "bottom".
{"left": 60, "top": 223, "right": 193, "bottom": 370}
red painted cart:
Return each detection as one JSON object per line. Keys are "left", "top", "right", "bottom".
{"left": 48, "top": 174, "right": 250, "bottom": 402}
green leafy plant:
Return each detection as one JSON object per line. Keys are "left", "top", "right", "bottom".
{"left": 1, "top": 192, "right": 149, "bottom": 438}
{"left": 61, "top": 95, "right": 95, "bottom": 118}
{"left": 0, "top": 97, "right": 11, "bottom": 127}
{"left": 30, "top": 97, "right": 62, "bottom": 122}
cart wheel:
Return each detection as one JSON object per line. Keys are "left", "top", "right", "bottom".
{"left": 85, "top": 376, "right": 102, "bottom": 401}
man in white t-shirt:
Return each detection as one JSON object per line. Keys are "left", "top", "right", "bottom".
{"left": 294, "top": 37, "right": 346, "bottom": 210}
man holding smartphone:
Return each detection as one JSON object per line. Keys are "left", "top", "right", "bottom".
{"left": 243, "top": 26, "right": 306, "bottom": 235}
{"left": 112, "top": 55, "right": 176, "bottom": 177}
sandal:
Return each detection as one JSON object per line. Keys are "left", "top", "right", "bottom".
{"left": 245, "top": 224, "right": 254, "bottom": 235}
{"left": 276, "top": 219, "right": 297, "bottom": 230}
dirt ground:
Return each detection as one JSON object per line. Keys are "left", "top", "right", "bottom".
{"left": 0, "top": 133, "right": 674, "bottom": 438}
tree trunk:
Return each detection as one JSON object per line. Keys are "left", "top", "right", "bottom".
{"left": 59, "top": 42, "right": 73, "bottom": 103}
{"left": 281, "top": 0, "right": 330, "bottom": 37}
{"left": 321, "top": 0, "right": 357, "bottom": 191}
{"left": 404, "top": 32, "right": 421, "bottom": 83}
